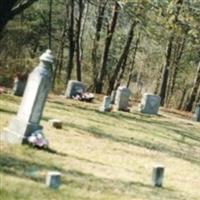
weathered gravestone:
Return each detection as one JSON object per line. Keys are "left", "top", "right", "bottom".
{"left": 152, "top": 165, "right": 165, "bottom": 187}
{"left": 193, "top": 103, "right": 200, "bottom": 122}
{"left": 99, "top": 96, "right": 112, "bottom": 112}
{"left": 46, "top": 171, "right": 61, "bottom": 189}
{"left": 139, "top": 93, "right": 161, "bottom": 115}
{"left": 65, "top": 80, "right": 86, "bottom": 98}
{"left": 115, "top": 86, "right": 130, "bottom": 111}
{"left": 110, "top": 90, "right": 116, "bottom": 104}
{"left": 1, "top": 50, "right": 54, "bottom": 144}
{"left": 13, "top": 74, "right": 27, "bottom": 96}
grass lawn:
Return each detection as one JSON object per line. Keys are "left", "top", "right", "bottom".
{"left": 0, "top": 93, "right": 200, "bottom": 200}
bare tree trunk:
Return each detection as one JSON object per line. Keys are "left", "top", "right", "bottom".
{"left": 127, "top": 36, "right": 140, "bottom": 88}
{"left": 185, "top": 62, "right": 200, "bottom": 112}
{"left": 158, "top": 0, "right": 183, "bottom": 106}
{"left": 107, "top": 21, "right": 137, "bottom": 94}
{"left": 66, "top": 0, "right": 75, "bottom": 84}
{"left": 167, "top": 35, "right": 186, "bottom": 105}
{"left": 80, "top": 0, "right": 89, "bottom": 60}
{"left": 91, "top": 0, "right": 108, "bottom": 90}
{"left": 95, "top": 2, "right": 119, "bottom": 93}
{"left": 75, "top": 0, "right": 84, "bottom": 81}
{"left": 48, "top": 0, "right": 53, "bottom": 49}
{"left": 177, "top": 87, "right": 187, "bottom": 110}
{"left": 52, "top": 23, "right": 67, "bottom": 90}
{"left": 158, "top": 34, "right": 174, "bottom": 106}
{"left": 194, "top": 86, "right": 200, "bottom": 106}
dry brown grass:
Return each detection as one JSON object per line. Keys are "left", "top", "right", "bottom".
{"left": 0, "top": 93, "right": 200, "bottom": 200}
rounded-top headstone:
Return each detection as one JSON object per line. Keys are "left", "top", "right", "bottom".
{"left": 65, "top": 80, "right": 86, "bottom": 98}
{"left": 115, "top": 86, "right": 130, "bottom": 110}
{"left": 40, "top": 49, "right": 54, "bottom": 64}
{"left": 139, "top": 93, "right": 161, "bottom": 115}
{"left": 99, "top": 96, "right": 112, "bottom": 112}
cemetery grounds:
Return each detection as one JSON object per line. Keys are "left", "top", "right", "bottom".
{"left": 0, "top": 93, "right": 200, "bottom": 200}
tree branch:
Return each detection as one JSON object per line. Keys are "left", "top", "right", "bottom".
{"left": 11, "top": 0, "right": 38, "bottom": 17}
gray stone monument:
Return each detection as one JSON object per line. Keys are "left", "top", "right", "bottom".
{"left": 115, "top": 86, "right": 130, "bottom": 111}
{"left": 46, "top": 171, "right": 61, "bottom": 189}
{"left": 13, "top": 77, "right": 27, "bottom": 96}
{"left": 99, "top": 96, "right": 112, "bottom": 112}
{"left": 110, "top": 90, "right": 116, "bottom": 104}
{"left": 1, "top": 50, "right": 54, "bottom": 144}
{"left": 193, "top": 103, "right": 200, "bottom": 122}
{"left": 152, "top": 165, "right": 165, "bottom": 187}
{"left": 65, "top": 80, "right": 86, "bottom": 98}
{"left": 139, "top": 93, "right": 161, "bottom": 115}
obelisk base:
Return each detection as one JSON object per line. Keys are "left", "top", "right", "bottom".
{"left": 1, "top": 117, "right": 42, "bottom": 144}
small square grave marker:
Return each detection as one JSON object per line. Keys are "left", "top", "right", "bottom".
{"left": 46, "top": 171, "right": 61, "bottom": 189}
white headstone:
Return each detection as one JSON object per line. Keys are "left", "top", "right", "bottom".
{"left": 46, "top": 171, "right": 61, "bottom": 189}
{"left": 139, "top": 93, "right": 161, "bottom": 115}
{"left": 65, "top": 80, "right": 86, "bottom": 98}
{"left": 115, "top": 86, "right": 130, "bottom": 111}
{"left": 152, "top": 165, "right": 165, "bottom": 187}
{"left": 99, "top": 96, "right": 112, "bottom": 112}
{"left": 1, "top": 50, "right": 54, "bottom": 144}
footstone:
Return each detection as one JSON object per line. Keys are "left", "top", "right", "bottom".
{"left": 1, "top": 50, "right": 54, "bottom": 144}
{"left": 65, "top": 80, "right": 86, "bottom": 98}
{"left": 110, "top": 90, "right": 116, "bottom": 104}
{"left": 46, "top": 171, "right": 61, "bottom": 189}
{"left": 115, "top": 86, "right": 130, "bottom": 111}
{"left": 139, "top": 93, "right": 161, "bottom": 115}
{"left": 49, "top": 119, "right": 62, "bottom": 129}
{"left": 193, "top": 104, "right": 200, "bottom": 122}
{"left": 99, "top": 96, "right": 112, "bottom": 112}
{"left": 152, "top": 165, "right": 165, "bottom": 187}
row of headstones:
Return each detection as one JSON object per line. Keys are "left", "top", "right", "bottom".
{"left": 100, "top": 86, "right": 162, "bottom": 115}
{"left": 64, "top": 81, "right": 162, "bottom": 115}
{"left": 43, "top": 78, "right": 200, "bottom": 120}
{"left": 12, "top": 74, "right": 200, "bottom": 120}
{"left": 46, "top": 165, "right": 165, "bottom": 189}
{"left": 100, "top": 86, "right": 200, "bottom": 121}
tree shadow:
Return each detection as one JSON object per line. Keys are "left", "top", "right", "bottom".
{"left": 0, "top": 151, "right": 193, "bottom": 200}
{"left": 0, "top": 108, "right": 17, "bottom": 115}
{"left": 63, "top": 121, "right": 200, "bottom": 166}
{"left": 0, "top": 154, "right": 66, "bottom": 183}
{"left": 61, "top": 169, "right": 184, "bottom": 200}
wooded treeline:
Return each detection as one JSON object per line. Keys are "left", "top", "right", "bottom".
{"left": 0, "top": 0, "right": 200, "bottom": 112}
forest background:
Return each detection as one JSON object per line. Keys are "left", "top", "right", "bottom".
{"left": 0, "top": 0, "right": 200, "bottom": 112}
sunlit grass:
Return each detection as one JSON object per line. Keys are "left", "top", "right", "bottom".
{"left": 0, "top": 93, "right": 200, "bottom": 200}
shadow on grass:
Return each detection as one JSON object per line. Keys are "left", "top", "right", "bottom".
{"left": 0, "top": 94, "right": 21, "bottom": 103}
{"left": 49, "top": 99, "right": 96, "bottom": 112}
{"left": 96, "top": 111, "right": 200, "bottom": 144}
{"left": 0, "top": 108, "right": 17, "bottom": 115}
{"left": 62, "top": 169, "right": 184, "bottom": 200}
{"left": 0, "top": 154, "right": 65, "bottom": 183}
{"left": 63, "top": 121, "right": 200, "bottom": 166}
{"left": 0, "top": 153, "right": 182, "bottom": 199}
